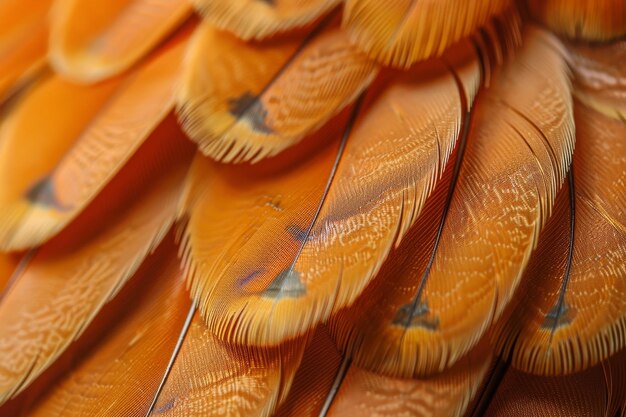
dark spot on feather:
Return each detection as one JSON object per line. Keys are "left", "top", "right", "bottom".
{"left": 542, "top": 302, "right": 574, "bottom": 329}
{"left": 239, "top": 269, "right": 263, "bottom": 287}
{"left": 259, "top": 0, "right": 274, "bottom": 4}
{"left": 263, "top": 268, "right": 306, "bottom": 298}
{"left": 228, "top": 92, "right": 273, "bottom": 134}
{"left": 153, "top": 397, "right": 175, "bottom": 414}
{"left": 25, "top": 176, "right": 69, "bottom": 210}
{"left": 393, "top": 301, "right": 440, "bottom": 330}
{"left": 287, "top": 224, "right": 310, "bottom": 242}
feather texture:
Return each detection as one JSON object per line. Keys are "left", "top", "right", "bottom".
{"left": 527, "top": 0, "right": 626, "bottom": 41}
{"left": 495, "top": 102, "right": 626, "bottom": 375}
{"left": 326, "top": 342, "right": 493, "bottom": 417}
{"left": 50, "top": 0, "right": 192, "bottom": 81}
{"left": 342, "top": 0, "right": 512, "bottom": 67}
{"left": 0, "top": 0, "right": 52, "bottom": 101}
{"left": 274, "top": 326, "right": 343, "bottom": 417}
{"left": 485, "top": 350, "right": 626, "bottom": 416}
{"left": 27, "top": 239, "right": 192, "bottom": 417}
{"left": 191, "top": 0, "right": 340, "bottom": 40}
{"left": 570, "top": 40, "right": 626, "bottom": 122}
{"left": 177, "top": 20, "right": 377, "bottom": 162}
{"left": 181, "top": 42, "right": 481, "bottom": 347}
{"left": 0, "top": 31, "right": 189, "bottom": 250}
{"left": 149, "top": 314, "right": 307, "bottom": 417}
{"left": 0, "top": 122, "right": 193, "bottom": 403}
{"left": 333, "top": 26, "right": 574, "bottom": 375}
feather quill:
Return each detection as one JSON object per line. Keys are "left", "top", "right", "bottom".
{"left": 27, "top": 239, "right": 192, "bottom": 417}
{"left": 0, "top": 121, "right": 193, "bottom": 403}
{"left": 495, "top": 102, "right": 626, "bottom": 375}
{"left": 484, "top": 350, "right": 626, "bottom": 416}
{"left": 181, "top": 42, "right": 481, "bottom": 347}
{"left": 148, "top": 314, "right": 308, "bottom": 417}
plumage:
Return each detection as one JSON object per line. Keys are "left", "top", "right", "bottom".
{"left": 335, "top": 26, "right": 575, "bottom": 376}
{"left": 485, "top": 350, "right": 626, "bottom": 416}
{"left": 495, "top": 101, "right": 626, "bottom": 375}
{"left": 274, "top": 327, "right": 343, "bottom": 417}
{"left": 528, "top": 0, "right": 626, "bottom": 42}
{"left": 177, "top": 19, "right": 377, "bottom": 162}
{"left": 180, "top": 40, "right": 482, "bottom": 348}
{"left": 149, "top": 315, "right": 307, "bottom": 417}
{"left": 342, "top": 0, "right": 513, "bottom": 67}
{"left": 570, "top": 40, "right": 626, "bottom": 122}
{"left": 326, "top": 341, "right": 493, "bottom": 417}
{"left": 0, "top": 0, "right": 52, "bottom": 101}
{"left": 0, "top": 0, "right": 625, "bottom": 415}
{"left": 0, "top": 122, "right": 193, "bottom": 402}
{"left": 191, "top": 0, "right": 341, "bottom": 40}
{"left": 27, "top": 239, "right": 192, "bottom": 417}
{"left": 50, "top": 0, "right": 193, "bottom": 81}
{"left": 0, "top": 31, "right": 190, "bottom": 250}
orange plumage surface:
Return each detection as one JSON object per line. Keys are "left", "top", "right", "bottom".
{"left": 0, "top": 1, "right": 624, "bottom": 416}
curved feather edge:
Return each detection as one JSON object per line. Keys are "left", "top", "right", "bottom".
{"left": 494, "top": 101, "right": 626, "bottom": 375}
{"left": 0, "top": 121, "right": 194, "bottom": 403}
{"left": 176, "top": 19, "right": 378, "bottom": 163}
{"left": 0, "top": 30, "right": 191, "bottom": 251}
{"left": 50, "top": 0, "right": 192, "bottom": 82}
{"left": 0, "top": 0, "right": 52, "bottom": 101}
{"left": 484, "top": 349, "right": 626, "bottom": 416}
{"left": 179, "top": 39, "right": 483, "bottom": 347}
{"left": 191, "top": 0, "right": 341, "bottom": 40}
{"left": 24, "top": 239, "right": 193, "bottom": 416}
{"left": 148, "top": 313, "right": 309, "bottom": 417}
{"left": 527, "top": 0, "right": 626, "bottom": 42}
{"left": 329, "top": 25, "right": 574, "bottom": 376}
{"left": 341, "top": 0, "right": 514, "bottom": 67}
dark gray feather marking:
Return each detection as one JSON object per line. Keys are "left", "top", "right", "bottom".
{"left": 393, "top": 300, "right": 440, "bottom": 330}
{"left": 227, "top": 92, "right": 273, "bottom": 134}
{"left": 25, "top": 176, "right": 69, "bottom": 210}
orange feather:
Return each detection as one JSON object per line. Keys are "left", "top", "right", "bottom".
{"left": 0, "top": 122, "right": 193, "bottom": 403}
{"left": 274, "top": 326, "right": 343, "bottom": 417}
{"left": 180, "top": 41, "right": 481, "bottom": 348}
{"left": 342, "top": 0, "right": 513, "bottom": 67}
{"left": 27, "top": 239, "right": 192, "bottom": 416}
{"left": 0, "top": 30, "right": 190, "bottom": 250}
{"left": 177, "top": 19, "right": 377, "bottom": 162}
{"left": 326, "top": 342, "right": 493, "bottom": 417}
{"left": 149, "top": 314, "right": 308, "bottom": 417}
{"left": 0, "top": 0, "right": 53, "bottom": 101}
{"left": 191, "top": 0, "right": 341, "bottom": 40}
{"left": 50, "top": 0, "right": 192, "bottom": 81}
{"left": 527, "top": 0, "right": 626, "bottom": 41}
{"left": 332, "top": 26, "right": 574, "bottom": 376}
{"left": 569, "top": 40, "right": 626, "bottom": 122}
{"left": 485, "top": 350, "right": 626, "bottom": 416}
{"left": 495, "top": 102, "right": 626, "bottom": 375}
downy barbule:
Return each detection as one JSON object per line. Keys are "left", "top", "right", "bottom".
{"left": 0, "top": 0, "right": 624, "bottom": 416}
